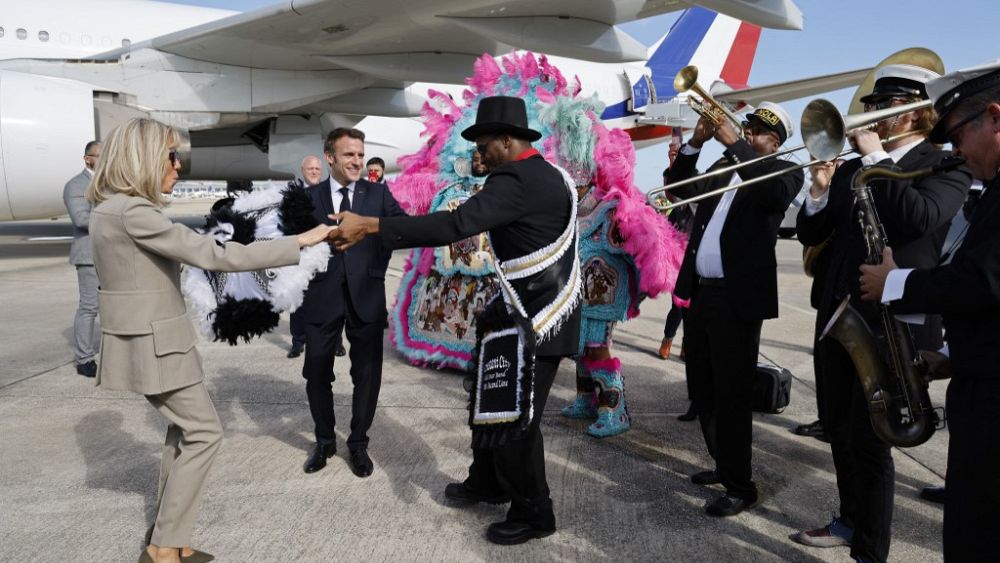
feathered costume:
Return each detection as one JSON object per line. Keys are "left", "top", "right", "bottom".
{"left": 388, "top": 51, "right": 687, "bottom": 429}
{"left": 182, "top": 182, "right": 331, "bottom": 345}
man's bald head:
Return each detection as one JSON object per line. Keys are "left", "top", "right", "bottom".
{"left": 301, "top": 155, "right": 323, "bottom": 186}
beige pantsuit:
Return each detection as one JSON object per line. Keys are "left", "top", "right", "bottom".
{"left": 90, "top": 193, "right": 300, "bottom": 548}
{"left": 146, "top": 382, "right": 223, "bottom": 548}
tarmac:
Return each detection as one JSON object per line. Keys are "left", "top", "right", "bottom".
{"left": 0, "top": 199, "right": 948, "bottom": 562}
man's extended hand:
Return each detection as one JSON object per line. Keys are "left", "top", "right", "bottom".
{"left": 327, "top": 211, "right": 378, "bottom": 251}
{"left": 859, "top": 247, "right": 897, "bottom": 302}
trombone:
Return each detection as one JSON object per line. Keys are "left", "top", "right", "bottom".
{"left": 646, "top": 98, "right": 934, "bottom": 211}
{"left": 675, "top": 65, "right": 747, "bottom": 139}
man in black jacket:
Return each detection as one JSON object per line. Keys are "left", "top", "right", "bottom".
{"left": 666, "top": 101, "right": 802, "bottom": 517}
{"left": 859, "top": 61, "right": 1000, "bottom": 563}
{"left": 331, "top": 96, "right": 580, "bottom": 545}
{"left": 795, "top": 65, "right": 971, "bottom": 562}
{"left": 299, "top": 128, "right": 407, "bottom": 477}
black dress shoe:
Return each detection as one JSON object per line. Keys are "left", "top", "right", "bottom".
{"left": 486, "top": 520, "right": 555, "bottom": 545}
{"left": 677, "top": 403, "right": 697, "bottom": 422}
{"left": 691, "top": 470, "right": 721, "bottom": 485}
{"left": 180, "top": 550, "right": 215, "bottom": 563}
{"left": 920, "top": 485, "right": 946, "bottom": 504}
{"left": 303, "top": 442, "right": 336, "bottom": 474}
{"left": 793, "top": 419, "right": 825, "bottom": 437}
{"left": 349, "top": 448, "right": 374, "bottom": 478}
{"left": 76, "top": 360, "right": 97, "bottom": 378}
{"left": 444, "top": 482, "right": 511, "bottom": 505}
{"left": 705, "top": 494, "right": 756, "bottom": 517}
{"left": 287, "top": 343, "right": 303, "bottom": 359}
{"left": 335, "top": 343, "right": 347, "bottom": 357}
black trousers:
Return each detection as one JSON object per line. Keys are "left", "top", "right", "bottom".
{"left": 463, "top": 356, "right": 561, "bottom": 528}
{"left": 813, "top": 315, "right": 828, "bottom": 426}
{"left": 302, "top": 279, "right": 384, "bottom": 451}
{"left": 817, "top": 337, "right": 894, "bottom": 563}
{"left": 663, "top": 301, "right": 685, "bottom": 339}
{"left": 944, "top": 377, "right": 1000, "bottom": 563}
{"left": 290, "top": 308, "right": 306, "bottom": 347}
{"left": 684, "top": 285, "right": 761, "bottom": 502}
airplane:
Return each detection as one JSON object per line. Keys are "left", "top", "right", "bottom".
{"left": 0, "top": 0, "right": 863, "bottom": 222}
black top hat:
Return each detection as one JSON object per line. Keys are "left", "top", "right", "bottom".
{"left": 461, "top": 96, "right": 542, "bottom": 142}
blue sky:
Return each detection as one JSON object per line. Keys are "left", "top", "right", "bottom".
{"left": 169, "top": 0, "right": 992, "bottom": 189}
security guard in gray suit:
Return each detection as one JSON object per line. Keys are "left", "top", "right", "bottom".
{"left": 62, "top": 140, "right": 102, "bottom": 377}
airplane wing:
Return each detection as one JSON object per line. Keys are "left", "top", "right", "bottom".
{"left": 713, "top": 67, "right": 873, "bottom": 107}
{"left": 93, "top": 0, "right": 804, "bottom": 83}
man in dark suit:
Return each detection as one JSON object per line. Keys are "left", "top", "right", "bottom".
{"left": 300, "top": 128, "right": 406, "bottom": 477}
{"left": 63, "top": 140, "right": 102, "bottom": 378}
{"left": 666, "top": 102, "right": 802, "bottom": 517}
{"left": 859, "top": 62, "right": 1000, "bottom": 563}
{"left": 795, "top": 65, "right": 971, "bottom": 562}
{"left": 331, "top": 96, "right": 580, "bottom": 545}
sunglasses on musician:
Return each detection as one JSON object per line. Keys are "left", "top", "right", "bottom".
{"left": 863, "top": 97, "right": 911, "bottom": 112}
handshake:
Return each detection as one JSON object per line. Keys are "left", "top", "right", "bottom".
{"left": 294, "top": 212, "right": 376, "bottom": 250}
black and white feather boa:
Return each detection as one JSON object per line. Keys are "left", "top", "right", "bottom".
{"left": 182, "top": 181, "right": 329, "bottom": 345}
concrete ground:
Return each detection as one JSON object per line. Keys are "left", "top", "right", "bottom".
{"left": 0, "top": 199, "right": 947, "bottom": 562}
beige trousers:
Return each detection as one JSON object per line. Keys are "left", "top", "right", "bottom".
{"left": 145, "top": 382, "right": 223, "bottom": 548}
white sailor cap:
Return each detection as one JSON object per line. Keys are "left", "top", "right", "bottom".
{"left": 744, "top": 101, "right": 794, "bottom": 144}
{"left": 860, "top": 64, "right": 941, "bottom": 103}
{"left": 928, "top": 60, "right": 1000, "bottom": 143}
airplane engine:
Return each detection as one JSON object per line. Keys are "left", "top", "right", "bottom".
{"left": 0, "top": 71, "right": 96, "bottom": 220}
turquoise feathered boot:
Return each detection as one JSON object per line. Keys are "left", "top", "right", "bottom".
{"left": 562, "top": 359, "right": 597, "bottom": 419}
{"left": 587, "top": 357, "right": 630, "bottom": 437}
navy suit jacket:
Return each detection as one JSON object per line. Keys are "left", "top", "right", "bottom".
{"left": 300, "top": 178, "right": 406, "bottom": 324}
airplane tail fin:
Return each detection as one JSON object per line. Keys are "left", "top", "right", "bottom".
{"left": 646, "top": 8, "right": 762, "bottom": 100}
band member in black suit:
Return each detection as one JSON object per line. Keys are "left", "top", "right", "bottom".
{"left": 666, "top": 101, "right": 802, "bottom": 517}
{"left": 860, "top": 62, "right": 1000, "bottom": 563}
{"left": 795, "top": 65, "right": 971, "bottom": 562}
{"left": 331, "top": 96, "right": 580, "bottom": 545}
{"left": 300, "top": 128, "right": 407, "bottom": 477}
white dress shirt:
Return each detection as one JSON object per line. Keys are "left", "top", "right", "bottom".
{"left": 680, "top": 143, "right": 736, "bottom": 279}
{"left": 331, "top": 178, "right": 356, "bottom": 212}
{"left": 803, "top": 138, "right": 923, "bottom": 216}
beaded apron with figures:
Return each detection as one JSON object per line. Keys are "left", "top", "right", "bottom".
{"left": 469, "top": 163, "right": 580, "bottom": 447}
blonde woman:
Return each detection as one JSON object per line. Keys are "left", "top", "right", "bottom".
{"left": 86, "top": 118, "right": 334, "bottom": 563}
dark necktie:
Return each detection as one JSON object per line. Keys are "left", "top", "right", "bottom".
{"left": 338, "top": 186, "right": 351, "bottom": 214}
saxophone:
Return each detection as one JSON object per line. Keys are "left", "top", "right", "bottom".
{"left": 821, "top": 158, "right": 963, "bottom": 447}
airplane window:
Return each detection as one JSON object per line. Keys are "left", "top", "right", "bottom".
{"left": 122, "top": 38, "right": 131, "bottom": 49}
{"left": 17, "top": 28, "right": 27, "bottom": 40}
{"left": 60, "top": 32, "right": 71, "bottom": 44}
{"left": 81, "top": 34, "right": 92, "bottom": 46}
{"left": 101, "top": 36, "right": 111, "bottom": 47}
{"left": 0, "top": 27, "right": 4, "bottom": 39}
{"left": 39, "top": 31, "right": 49, "bottom": 42}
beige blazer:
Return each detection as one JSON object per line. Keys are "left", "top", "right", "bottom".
{"left": 90, "top": 194, "right": 300, "bottom": 395}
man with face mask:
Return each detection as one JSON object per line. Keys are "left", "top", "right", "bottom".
{"left": 665, "top": 102, "right": 802, "bottom": 517}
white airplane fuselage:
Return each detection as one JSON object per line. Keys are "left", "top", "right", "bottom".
{"left": 0, "top": 0, "right": 678, "bottom": 220}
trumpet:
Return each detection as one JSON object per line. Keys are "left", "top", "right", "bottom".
{"left": 675, "top": 65, "right": 746, "bottom": 138}
{"left": 647, "top": 98, "right": 934, "bottom": 211}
